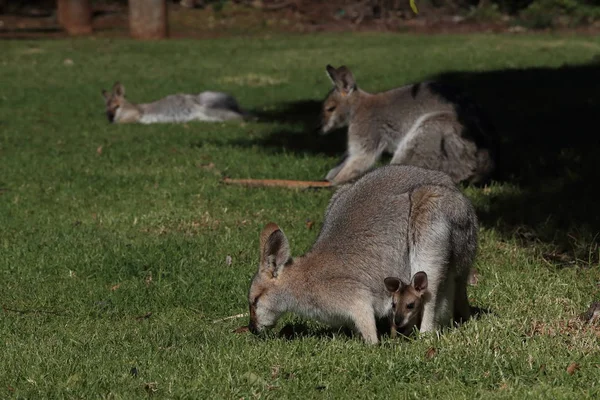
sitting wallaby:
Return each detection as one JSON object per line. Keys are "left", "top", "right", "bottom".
{"left": 101, "top": 82, "right": 246, "bottom": 124}
{"left": 247, "top": 165, "right": 477, "bottom": 344}
{"left": 384, "top": 271, "right": 429, "bottom": 338}
{"left": 320, "top": 65, "right": 495, "bottom": 185}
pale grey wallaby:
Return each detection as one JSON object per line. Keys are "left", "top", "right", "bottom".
{"left": 320, "top": 65, "right": 495, "bottom": 185}
{"left": 384, "top": 271, "right": 429, "bottom": 338}
{"left": 101, "top": 82, "right": 246, "bottom": 124}
{"left": 247, "top": 165, "right": 478, "bottom": 344}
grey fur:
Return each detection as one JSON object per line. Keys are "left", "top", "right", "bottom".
{"left": 101, "top": 82, "right": 246, "bottom": 124}
{"left": 321, "top": 65, "right": 495, "bottom": 185}
{"left": 248, "top": 165, "right": 478, "bottom": 344}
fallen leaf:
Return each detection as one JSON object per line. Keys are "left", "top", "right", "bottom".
{"left": 567, "top": 362, "right": 580, "bottom": 375}
{"left": 96, "top": 145, "right": 103, "bottom": 155}
{"left": 468, "top": 268, "right": 480, "bottom": 285}
{"left": 499, "top": 382, "right": 508, "bottom": 390}
{"left": 144, "top": 382, "right": 158, "bottom": 395}
{"left": 425, "top": 347, "right": 437, "bottom": 359}
{"left": 110, "top": 283, "right": 121, "bottom": 291}
{"left": 63, "top": 58, "right": 74, "bottom": 66}
{"left": 145, "top": 272, "right": 153, "bottom": 287}
{"left": 225, "top": 255, "right": 233, "bottom": 266}
{"left": 233, "top": 325, "right": 249, "bottom": 334}
{"left": 7, "top": 386, "right": 15, "bottom": 392}
{"left": 305, "top": 219, "right": 314, "bottom": 230}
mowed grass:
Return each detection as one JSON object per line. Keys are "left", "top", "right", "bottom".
{"left": 1, "top": 33, "right": 600, "bottom": 398}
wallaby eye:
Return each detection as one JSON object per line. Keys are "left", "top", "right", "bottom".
{"left": 406, "top": 302, "right": 415, "bottom": 310}
{"left": 326, "top": 106, "right": 336, "bottom": 112}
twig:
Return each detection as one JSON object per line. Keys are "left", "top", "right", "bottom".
{"left": 212, "top": 312, "right": 249, "bottom": 323}
{"left": 223, "top": 177, "right": 332, "bottom": 189}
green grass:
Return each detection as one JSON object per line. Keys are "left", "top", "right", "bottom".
{"left": 1, "top": 33, "right": 600, "bottom": 398}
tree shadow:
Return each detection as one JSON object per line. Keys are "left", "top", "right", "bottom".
{"left": 431, "top": 61, "right": 600, "bottom": 263}
{"left": 238, "top": 100, "right": 347, "bottom": 157}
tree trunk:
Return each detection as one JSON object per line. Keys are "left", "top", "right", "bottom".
{"left": 57, "top": 0, "right": 93, "bottom": 35}
{"left": 129, "top": 0, "right": 168, "bottom": 40}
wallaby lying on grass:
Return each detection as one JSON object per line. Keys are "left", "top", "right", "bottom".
{"left": 101, "top": 82, "right": 246, "bottom": 124}
{"left": 384, "top": 271, "right": 429, "bottom": 338}
{"left": 320, "top": 65, "right": 495, "bottom": 185}
{"left": 247, "top": 165, "right": 477, "bottom": 344}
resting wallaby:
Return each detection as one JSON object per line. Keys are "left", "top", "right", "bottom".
{"left": 247, "top": 165, "right": 477, "bottom": 344}
{"left": 384, "top": 271, "right": 429, "bottom": 338}
{"left": 320, "top": 65, "right": 495, "bottom": 185}
{"left": 101, "top": 82, "right": 246, "bottom": 124}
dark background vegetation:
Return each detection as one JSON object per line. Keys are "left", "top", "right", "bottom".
{"left": 2, "top": 0, "right": 600, "bottom": 34}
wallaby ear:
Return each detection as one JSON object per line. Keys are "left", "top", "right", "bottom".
{"left": 328, "top": 65, "right": 356, "bottom": 95}
{"left": 411, "top": 271, "right": 428, "bottom": 293}
{"left": 325, "top": 64, "right": 338, "bottom": 85}
{"left": 112, "top": 82, "right": 125, "bottom": 97}
{"left": 384, "top": 277, "right": 402, "bottom": 293}
{"left": 259, "top": 222, "right": 291, "bottom": 278}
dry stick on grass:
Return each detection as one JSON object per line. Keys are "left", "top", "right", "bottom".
{"left": 212, "top": 312, "right": 249, "bottom": 323}
{"left": 222, "top": 177, "right": 332, "bottom": 189}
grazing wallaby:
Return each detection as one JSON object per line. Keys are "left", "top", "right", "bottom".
{"left": 384, "top": 271, "right": 429, "bottom": 338}
{"left": 247, "top": 165, "right": 477, "bottom": 344}
{"left": 101, "top": 82, "right": 246, "bottom": 124}
{"left": 320, "top": 65, "right": 495, "bottom": 185}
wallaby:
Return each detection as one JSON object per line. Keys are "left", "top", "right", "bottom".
{"left": 320, "top": 65, "right": 495, "bottom": 185}
{"left": 384, "top": 271, "right": 429, "bottom": 338}
{"left": 101, "top": 82, "right": 246, "bottom": 124}
{"left": 247, "top": 165, "right": 477, "bottom": 344}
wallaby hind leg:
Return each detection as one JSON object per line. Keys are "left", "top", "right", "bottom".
{"left": 392, "top": 113, "right": 478, "bottom": 184}
{"left": 453, "top": 278, "right": 471, "bottom": 324}
{"left": 420, "top": 270, "right": 455, "bottom": 333}
{"left": 409, "top": 196, "right": 456, "bottom": 333}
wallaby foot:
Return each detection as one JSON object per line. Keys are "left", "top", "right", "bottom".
{"left": 454, "top": 281, "right": 471, "bottom": 324}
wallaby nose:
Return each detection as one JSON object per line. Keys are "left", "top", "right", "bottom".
{"left": 106, "top": 111, "right": 115, "bottom": 123}
{"left": 394, "top": 316, "right": 405, "bottom": 327}
{"left": 248, "top": 321, "right": 259, "bottom": 335}
{"left": 313, "top": 123, "right": 324, "bottom": 135}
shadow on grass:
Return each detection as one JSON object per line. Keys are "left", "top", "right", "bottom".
{"left": 275, "top": 310, "right": 494, "bottom": 343}
{"left": 239, "top": 100, "right": 347, "bottom": 157}
{"left": 431, "top": 62, "right": 600, "bottom": 263}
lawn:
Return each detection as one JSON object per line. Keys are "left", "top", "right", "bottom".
{"left": 1, "top": 33, "right": 600, "bottom": 398}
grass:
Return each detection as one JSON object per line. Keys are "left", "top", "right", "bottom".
{"left": 1, "top": 33, "right": 600, "bottom": 398}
